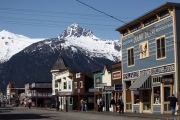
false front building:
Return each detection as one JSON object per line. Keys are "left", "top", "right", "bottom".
{"left": 116, "top": 2, "right": 180, "bottom": 114}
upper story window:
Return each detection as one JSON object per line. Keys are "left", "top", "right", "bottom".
{"left": 130, "top": 23, "right": 142, "bottom": 32}
{"left": 63, "top": 82, "right": 67, "bottom": 89}
{"left": 55, "top": 81, "right": 58, "bottom": 88}
{"left": 159, "top": 10, "right": 170, "bottom": 19}
{"left": 74, "top": 82, "right": 77, "bottom": 89}
{"left": 68, "top": 81, "right": 71, "bottom": 90}
{"left": 127, "top": 47, "right": 134, "bottom": 66}
{"left": 122, "top": 29, "right": 129, "bottom": 36}
{"left": 144, "top": 15, "right": 158, "bottom": 26}
{"left": 139, "top": 41, "right": 149, "bottom": 59}
{"left": 156, "top": 36, "right": 166, "bottom": 59}
{"left": 79, "top": 81, "right": 83, "bottom": 88}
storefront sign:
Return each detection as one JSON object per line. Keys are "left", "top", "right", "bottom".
{"left": 151, "top": 64, "right": 174, "bottom": 75}
{"left": 123, "top": 71, "right": 139, "bottom": 79}
{"left": 161, "top": 77, "right": 174, "bottom": 84}
{"left": 112, "top": 71, "right": 121, "bottom": 79}
{"left": 114, "top": 84, "right": 123, "bottom": 90}
{"left": 89, "top": 88, "right": 99, "bottom": 92}
{"left": 96, "top": 83, "right": 107, "bottom": 87}
{"left": 139, "top": 69, "right": 151, "bottom": 76}
{"left": 104, "top": 86, "right": 114, "bottom": 91}
{"left": 96, "top": 77, "right": 100, "bottom": 84}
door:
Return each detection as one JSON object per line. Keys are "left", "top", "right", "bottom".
{"left": 142, "top": 90, "right": 151, "bottom": 113}
{"left": 163, "top": 85, "right": 172, "bottom": 113}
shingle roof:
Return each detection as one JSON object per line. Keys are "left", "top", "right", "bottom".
{"left": 51, "top": 55, "right": 69, "bottom": 72}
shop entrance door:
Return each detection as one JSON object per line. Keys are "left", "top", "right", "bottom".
{"left": 142, "top": 90, "right": 151, "bottom": 113}
{"left": 163, "top": 85, "right": 172, "bottom": 113}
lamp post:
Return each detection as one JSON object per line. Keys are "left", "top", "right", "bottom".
{"left": 78, "top": 89, "right": 80, "bottom": 111}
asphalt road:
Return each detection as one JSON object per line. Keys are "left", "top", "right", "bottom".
{"left": 0, "top": 105, "right": 162, "bottom": 120}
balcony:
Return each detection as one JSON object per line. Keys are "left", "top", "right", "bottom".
{"left": 54, "top": 70, "right": 73, "bottom": 80}
{"left": 27, "top": 93, "right": 52, "bottom": 97}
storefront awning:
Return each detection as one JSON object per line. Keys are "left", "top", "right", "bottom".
{"left": 129, "top": 75, "right": 151, "bottom": 90}
{"left": 56, "top": 92, "right": 72, "bottom": 96}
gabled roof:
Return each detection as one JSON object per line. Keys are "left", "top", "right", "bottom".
{"left": 7, "top": 82, "right": 13, "bottom": 89}
{"left": 102, "top": 64, "right": 111, "bottom": 75}
{"left": 51, "top": 55, "right": 69, "bottom": 72}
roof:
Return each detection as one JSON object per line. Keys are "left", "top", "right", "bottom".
{"left": 7, "top": 82, "right": 13, "bottom": 89}
{"left": 51, "top": 55, "right": 69, "bottom": 72}
{"left": 116, "top": 2, "right": 180, "bottom": 32}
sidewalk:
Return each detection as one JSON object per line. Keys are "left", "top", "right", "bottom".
{"left": 39, "top": 107, "right": 180, "bottom": 120}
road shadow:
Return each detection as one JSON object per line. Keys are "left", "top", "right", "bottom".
{"left": 0, "top": 113, "right": 50, "bottom": 120}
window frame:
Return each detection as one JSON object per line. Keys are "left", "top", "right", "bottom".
{"left": 156, "top": 36, "right": 166, "bottom": 60}
{"left": 69, "top": 97, "right": 73, "bottom": 105}
{"left": 68, "top": 81, "right": 71, "bottom": 90}
{"left": 63, "top": 82, "right": 67, "bottom": 90}
{"left": 74, "top": 82, "right": 77, "bottom": 89}
{"left": 153, "top": 86, "right": 161, "bottom": 105}
{"left": 79, "top": 81, "right": 83, "bottom": 88}
{"left": 127, "top": 47, "right": 135, "bottom": 67}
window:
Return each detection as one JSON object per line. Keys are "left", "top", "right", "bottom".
{"left": 159, "top": 10, "right": 170, "bottom": 19}
{"left": 156, "top": 37, "right": 166, "bottom": 59}
{"left": 79, "top": 81, "right": 83, "bottom": 88}
{"left": 139, "top": 41, "right": 149, "bottom": 59}
{"left": 76, "top": 73, "right": 81, "bottom": 78}
{"left": 130, "top": 23, "right": 142, "bottom": 32}
{"left": 127, "top": 47, "right": 134, "bottom": 66}
{"left": 68, "top": 81, "right": 71, "bottom": 90}
{"left": 144, "top": 15, "right": 158, "bottom": 26}
{"left": 63, "top": 82, "right": 67, "bottom": 89}
{"left": 122, "top": 29, "right": 128, "bottom": 36}
{"left": 153, "top": 77, "right": 161, "bottom": 83}
{"left": 164, "top": 87, "right": 170, "bottom": 102}
{"left": 153, "top": 87, "right": 161, "bottom": 104}
{"left": 69, "top": 97, "right": 73, "bottom": 105}
{"left": 134, "top": 90, "right": 139, "bottom": 104}
{"left": 74, "top": 82, "right": 77, "bottom": 89}
{"left": 55, "top": 81, "right": 58, "bottom": 88}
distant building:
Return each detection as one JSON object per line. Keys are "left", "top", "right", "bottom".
{"left": 6, "top": 82, "right": 25, "bottom": 105}
{"left": 116, "top": 2, "right": 180, "bottom": 114}
{"left": 51, "top": 55, "right": 74, "bottom": 111}
{"left": 25, "top": 82, "right": 52, "bottom": 107}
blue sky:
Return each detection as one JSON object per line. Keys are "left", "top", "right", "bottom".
{"left": 0, "top": 0, "right": 180, "bottom": 40}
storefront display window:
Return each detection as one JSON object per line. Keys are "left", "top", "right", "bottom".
{"left": 134, "top": 90, "right": 139, "bottom": 104}
{"left": 153, "top": 87, "right": 161, "bottom": 104}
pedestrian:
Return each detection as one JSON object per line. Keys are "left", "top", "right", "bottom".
{"left": 168, "top": 94, "right": 178, "bottom": 117}
{"left": 99, "top": 98, "right": 104, "bottom": 112}
{"left": 110, "top": 97, "right": 116, "bottom": 112}
{"left": 97, "top": 98, "right": 100, "bottom": 112}
{"left": 28, "top": 99, "right": 31, "bottom": 109}
{"left": 84, "top": 99, "right": 87, "bottom": 112}
{"left": 80, "top": 98, "right": 84, "bottom": 111}
{"left": 118, "top": 96, "right": 124, "bottom": 114}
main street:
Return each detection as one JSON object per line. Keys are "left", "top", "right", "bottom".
{"left": 0, "top": 105, "right": 175, "bottom": 120}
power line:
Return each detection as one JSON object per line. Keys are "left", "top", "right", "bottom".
{"left": 76, "top": 0, "right": 127, "bottom": 24}
{"left": 0, "top": 7, "right": 132, "bottom": 20}
{"left": 0, "top": 16, "right": 118, "bottom": 27}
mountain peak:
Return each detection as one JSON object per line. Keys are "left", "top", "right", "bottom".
{"left": 0, "top": 29, "right": 29, "bottom": 39}
{"left": 59, "top": 23, "right": 94, "bottom": 39}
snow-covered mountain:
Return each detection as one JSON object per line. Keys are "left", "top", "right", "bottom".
{"left": 0, "top": 30, "right": 45, "bottom": 63}
{"left": 0, "top": 23, "right": 121, "bottom": 91}
{"left": 58, "top": 23, "right": 121, "bottom": 61}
